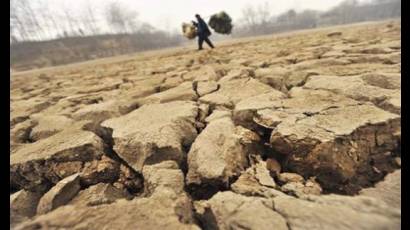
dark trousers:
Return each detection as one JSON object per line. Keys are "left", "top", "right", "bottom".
{"left": 198, "top": 36, "right": 214, "bottom": 49}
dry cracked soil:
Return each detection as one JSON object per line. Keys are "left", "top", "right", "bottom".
{"left": 10, "top": 20, "right": 401, "bottom": 230}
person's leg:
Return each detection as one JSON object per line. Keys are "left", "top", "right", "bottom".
{"left": 204, "top": 37, "right": 215, "bottom": 48}
{"left": 198, "top": 36, "right": 204, "bottom": 50}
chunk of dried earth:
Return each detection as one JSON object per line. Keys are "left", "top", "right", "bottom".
{"left": 273, "top": 194, "right": 400, "bottom": 230}
{"left": 359, "top": 170, "right": 401, "bottom": 209}
{"left": 186, "top": 116, "right": 259, "bottom": 198}
{"left": 231, "top": 160, "right": 284, "bottom": 198}
{"left": 10, "top": 129, "right": 104, "bottom": 192}
{"left": 29, "top": 115, "right": 75, "bottom": 141}
{"left": 304, "top": 75, "right": 401, "bottom": 114}
{"left": 195, "top": 191, "right": 288, "bottom": 230}
{"left": 36, "top": 173, "right": 81, "bottom": 215}
{"left": 200, "top": 78, "right": 277, "bottom": 108}
{"left": 138, "top": 81, "right": 197, "bottom": 105}
{"left": 16, "top": 162, "right": 200, "bottom": 230}
{"left": 69, "top": 183, "right": 130, "bottom": 206}
{"left": 10, "top": 190, "right": 43, "bottom": 227}
{"left": 102, "top": 101, "right": 198, "bottom": 172}
{"left": 270, "top": 104, "right": 400, "bottom": 193}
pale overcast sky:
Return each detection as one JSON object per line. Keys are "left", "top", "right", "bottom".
{"left": 44, "top": 0, "right": 369, "bottom": 32}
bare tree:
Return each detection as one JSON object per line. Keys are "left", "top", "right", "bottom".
{"left": 10, "top": 0, "right": 25, "bottom": 42}
{"left": 27, "top": 0, "right": 46, "bottom": 40}
{"left": 139, "top": 23, "right": 156, "bottom": 34}
{"left": 240, "top": 2, "right": 272, "bottom": 33}
{"left": 338, "top": 0, "right": 359, "bottom": 23}
{"left": 295, "top": 10, "right": 318, "bottom": 28}
{"left": 105, "top": 2, "right": 138, "bottom": 34}
{"left": 241, "top": 5, "right": 258, "bottom": 29}
{"left": 10, "top": 0, "right": 48, "bottom": 41}
{"left": 11, "top": 0, "right": 30, "bottom": 41}
{"left": 62, "top": 7, "right": 78, "bottom": 36}
{"left": 80, "top": 0, "right": 100, "bottom": 36}
{"left": 277, "top": 9, "right": 297, "bottom": 24}
{"left": 257, "top": 2, "right": 271, "bottom": 26}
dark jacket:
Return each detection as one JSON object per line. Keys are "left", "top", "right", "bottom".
{"left": 193, "top": 18, "right": 211, "bottom": 37}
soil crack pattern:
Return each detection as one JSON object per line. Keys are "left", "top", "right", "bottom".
{"left": 11, "top": 20, "right": 401, "bottom": 229}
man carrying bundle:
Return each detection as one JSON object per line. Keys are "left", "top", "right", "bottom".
{"left": 192, "top": 14, "right": 215, "bottom": 50}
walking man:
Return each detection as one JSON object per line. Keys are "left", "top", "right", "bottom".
{"left": 192, "top": 14, "right": 215, "bottom": 50}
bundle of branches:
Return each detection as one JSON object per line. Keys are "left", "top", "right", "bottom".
{"left": 208, "top": 11, "right": 233, "bottom": 35}
{"left": 182, "top": 23, "right": 197, "bottom": 39}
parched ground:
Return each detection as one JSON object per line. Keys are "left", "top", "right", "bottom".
{"left": 10, "top": 20, "right": 401, "bottom": 230}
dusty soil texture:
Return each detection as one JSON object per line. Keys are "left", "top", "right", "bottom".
{"left": 10, "top": 20, "right": 401, "bottom": 229}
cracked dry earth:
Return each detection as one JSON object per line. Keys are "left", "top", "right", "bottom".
{"left": 10, "top": 20, "right": 401, "bottom": 230}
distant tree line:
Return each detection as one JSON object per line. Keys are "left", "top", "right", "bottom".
{"left": 233, "top": 0, "right": 401, "bottom": 37}
{"left": 10, "top": 0, "right": 183, "bottom": 44}
{"left": 10, "top": 0, "right": 185, "bottom": 70}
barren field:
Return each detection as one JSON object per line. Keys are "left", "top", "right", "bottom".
{"left": 10, "top": 20, "right": 401, "bottom": 229}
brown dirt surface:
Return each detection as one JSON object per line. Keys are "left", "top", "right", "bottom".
{"left": 11, "top": 20, "right": 401, "bottom": 229}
